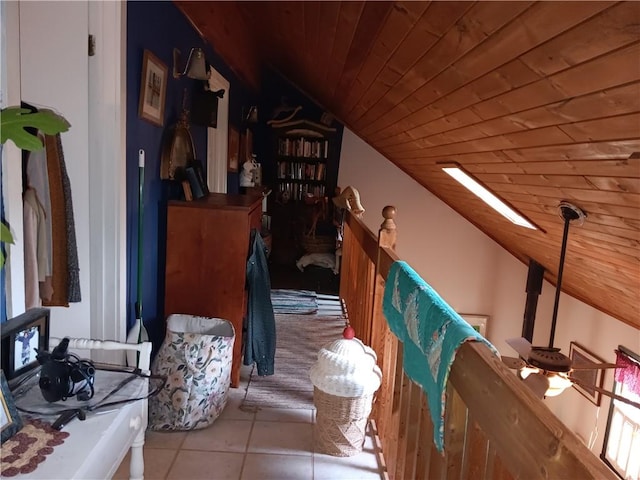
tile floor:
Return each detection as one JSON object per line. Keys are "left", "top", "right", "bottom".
{"left": 114, "top": 364, "right": 384, "bottom": 480}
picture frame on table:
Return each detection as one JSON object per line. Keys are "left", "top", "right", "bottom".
{"left": 569, "top": 341, "right": 606, "bottom": 406}
{"left": 185, "top": 160, "right": 209, "bottom": 200}
{"left": 460, "top": 314, "right": 488, "bottom": 337}
{"left": 228, "top": 127, "right": 240, "bottom": 172}
{"left": 1, "top": 308, "right": 50, "bottom": 386}
{"left": 138, "top": 49, "right": 168, "bottom": 127}
{"left": 1, "top": 370, "right": 23, "bottom": 444}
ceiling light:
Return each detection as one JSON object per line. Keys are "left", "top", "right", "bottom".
{"left": 519, "top": 366, "right": 572, "bottom": 397}
{"left": 544, "top": 373, "right": 573, "bottom": 397}
{"left": 441, "top": 164, "right": 538, "bottom": 230}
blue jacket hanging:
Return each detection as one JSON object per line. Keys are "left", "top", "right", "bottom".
{"left": 244, "top": 229, "right": 276, "bottom": 376}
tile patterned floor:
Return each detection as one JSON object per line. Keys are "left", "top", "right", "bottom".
{"left": 114, "top": 365, "right": 384, "bottom": 480}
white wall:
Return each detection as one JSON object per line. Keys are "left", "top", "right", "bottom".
{"left": 15, "top": 2, "right": 91, "bottom": 339}
{"left": 4, "top": 2, "right": 127, "bottom": 348}
{"left": 338, "top": 127, "right": 640, "bottom": 455}
{"left": 1, "top": 1, "right": 26, "bottom": 315}
{"left": 338, "top": 128, "right": 522, "bottom": 333}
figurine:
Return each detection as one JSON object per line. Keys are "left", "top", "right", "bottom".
{"left": 240, "top": 157, "right": 257, "bottom": 187}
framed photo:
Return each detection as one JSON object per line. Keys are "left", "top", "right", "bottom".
{"left": 1, "top": 308, "right": 50, "bottom": 387}
{"left": 228, "top": 127, "right": 240, "bottom": 172}
{"left": 138, "top": 49, "right": 168, "bottom": 127}
{"left": 1, "top": 370, "right": 23, "bottom": 444}
{"left": 460, "top": 314, "right": 488, "bottom": 337}
{"left": 569, "top": 342, "right": 606, "bottom": 406}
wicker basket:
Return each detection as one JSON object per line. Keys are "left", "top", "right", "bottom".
{"left": 301, "top": 234, "right": 335, "bottom": 254}
{"left": 313, "top": 387, "right": 374, "bottom": 457}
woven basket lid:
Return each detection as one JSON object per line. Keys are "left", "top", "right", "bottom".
{"left": 310, "top": 326, "right": 382, "bottom": 397}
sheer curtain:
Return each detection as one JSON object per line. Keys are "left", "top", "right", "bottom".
{"left": 602, "top": 346, "right": 640, "bottom": 479}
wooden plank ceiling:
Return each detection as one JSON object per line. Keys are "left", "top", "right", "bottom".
{"left": 177, "top": 1, "right": 640, "bottom": 330}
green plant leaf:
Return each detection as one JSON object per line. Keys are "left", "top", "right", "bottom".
{"left": 0, "top": 222, "right": 13, "bottom": 269}
{"left": 0, "top": 222, "right": 13, "bottom": 245}
{"left": 0, "top": 107, "right": 70, "bottom": 151}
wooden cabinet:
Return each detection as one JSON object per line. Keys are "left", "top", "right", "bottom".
{"left": 164, "top": 193, "right": 263, "bottom": 387}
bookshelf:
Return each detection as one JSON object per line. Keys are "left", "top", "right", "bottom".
{"left": 273, "top": 120, "right": 336, "bottom": 202}
{"left": 269, "top": 118, "right": 339, "bottom": 264}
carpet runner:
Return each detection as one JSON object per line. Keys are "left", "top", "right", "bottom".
{"left": 241, "top": 312, "right": 345, "bottom": 410}
{"left": 270, "top": 289, "right": 318, "bottom": 314}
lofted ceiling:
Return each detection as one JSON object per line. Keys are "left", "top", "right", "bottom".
{"left": 176, "top": 1, "right": 640, "bottom": 330}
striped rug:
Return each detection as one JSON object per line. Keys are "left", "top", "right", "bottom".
{"left": 241, "top": 310, "right": 346, "bottom": 410}
{"left": 270, "top": 289, "right": 318, "bottom": 314}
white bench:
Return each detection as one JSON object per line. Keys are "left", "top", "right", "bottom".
{"left": 14, "top": 338, "right": 152, "bottom": 480}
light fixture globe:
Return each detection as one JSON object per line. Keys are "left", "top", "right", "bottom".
{"left": 544, "top": 372, "right": 573, "bottom": 397}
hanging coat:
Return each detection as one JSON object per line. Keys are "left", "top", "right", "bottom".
{"left": 244, "top": 230, "right": 276, "bottom": 376}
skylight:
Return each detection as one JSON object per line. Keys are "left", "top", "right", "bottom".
{"left": 441, "top": 164, "right": 538, "bottom": 230}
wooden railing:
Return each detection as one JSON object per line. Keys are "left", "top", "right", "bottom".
{"left": 339, "top": 207, "right": 615, "bottom": 480}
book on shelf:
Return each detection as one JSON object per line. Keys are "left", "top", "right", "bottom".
{"left": 277, "top": 181, "right": 326, "bottom": 202}
{"left": 189, "top": 160, "right": 209, "bottom": 196}
{"left": 278, "top": 137, "right": 329, "bottom": 158}
{"left": 181, "top": 180, "right": 193, "bottom": 201}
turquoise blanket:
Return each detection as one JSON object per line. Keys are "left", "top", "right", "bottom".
{"left": 382, "top": 261, "right": 497, "bottom": 452}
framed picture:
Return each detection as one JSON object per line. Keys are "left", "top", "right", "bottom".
{"left": 569, "top": 342, "right": 606, "bottom": 406}
{"left": 1, "top": 308, "right": 50, "bottom": 387}
{"left": 460, "top": 314, "right": 488, "bottom": 337}
{"left": 1, "top": 370, "right": 23, "bottom": 444}
{"left": 228, "top": 127, "right": 240, "bottom": 172}
{"left": 138, "top": 49, "right": 168, "bottom": 127}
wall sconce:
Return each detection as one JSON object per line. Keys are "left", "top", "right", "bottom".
{"left": 243, "top": 106, "right": 258, "bottom": 124}
{"left": 173, "top": 47, "right": 209, "bottom": 80}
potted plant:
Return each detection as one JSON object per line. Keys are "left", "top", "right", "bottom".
{"left": 0, "top": 106, "right": 70, "bottom": 268}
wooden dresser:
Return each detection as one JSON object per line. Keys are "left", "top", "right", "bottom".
{"left": 164, "top": 193, "right": 263, "bottom": 387}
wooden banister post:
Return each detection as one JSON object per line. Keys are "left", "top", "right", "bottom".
{"left": 371, "top": 206, "right": 397, "bottom": 427}
{"left": 379, "top": 205, "right": 397, "bottom": 250}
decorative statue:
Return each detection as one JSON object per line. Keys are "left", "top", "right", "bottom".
{"left": 332, "top": 186, "right": 364, "bottom": 217}
{"left": 239, "top": 157, "right": 257, "bottom": 187}
{"left": 333, "top": 185, "right": 365, "bottom": 274}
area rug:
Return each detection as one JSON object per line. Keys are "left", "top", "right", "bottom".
{"left": 241, "top": 313, "right": 345, "bottom": 410}
{"left": 0, "top": 419, "right": 70, "bottom": 477}
{"left": 316, "top": 293, "right": 344, "bottom": 317}
{"left": 270, "top": 289, "right": 318, "bottom": 315}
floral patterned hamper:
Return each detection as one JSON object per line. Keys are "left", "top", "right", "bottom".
{"left": 148, "top": 314, "right": 235, "bottom": 431}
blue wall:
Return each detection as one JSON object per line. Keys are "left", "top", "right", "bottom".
{"left": 126, "top": 1, "right": 254, "bottom": 349}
